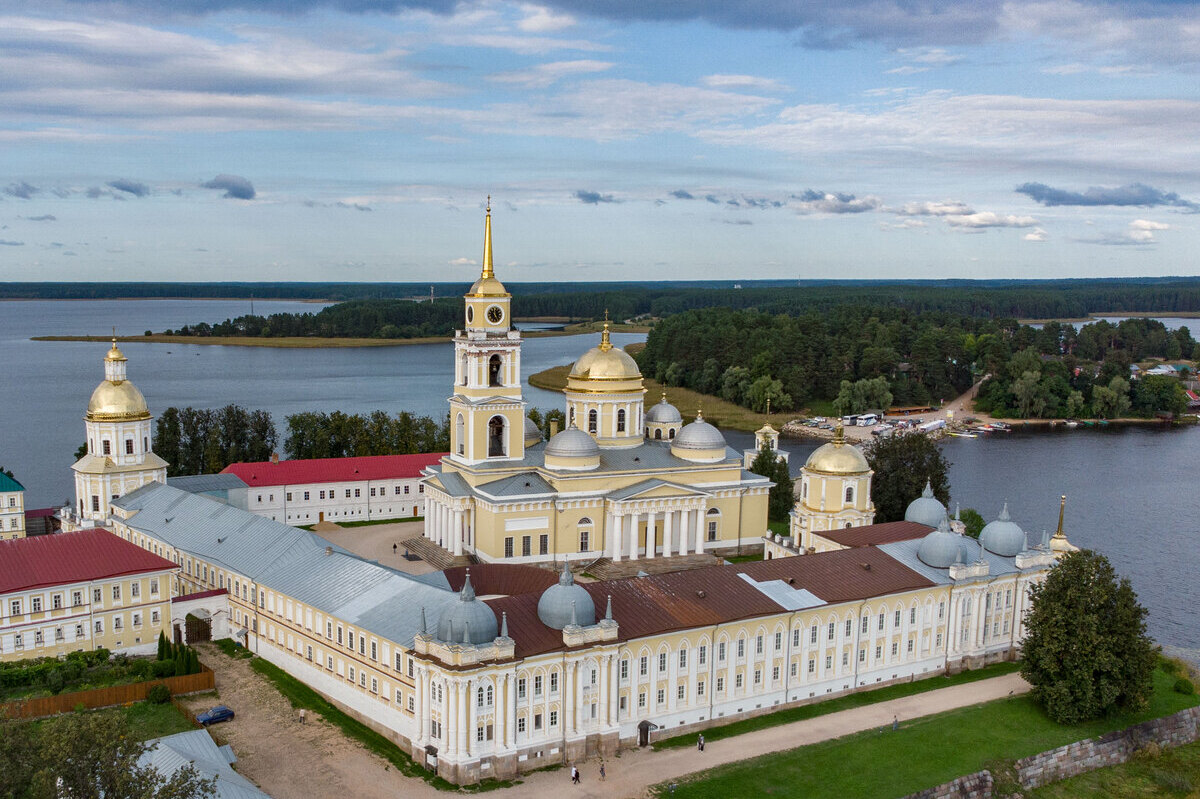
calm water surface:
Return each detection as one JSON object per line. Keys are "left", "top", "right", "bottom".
{"left": 3, "top": 301, "right": 1196, "bottom": 650}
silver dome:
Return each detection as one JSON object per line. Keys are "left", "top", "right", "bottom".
{"left": 645, "top": 396, "right": 682, "bottom": 424}
{"left": 545, "top": 424, "right": 600, "bottom": 458}
{"left": 673, "top": 414, "right": 727, "bottom": 450}
{"left": 917, "top": 517, "right": 962, "bottom": 569}
{"left": 523, "top": 416, "right": 543, "bottom": 442}
{"left": 537, "top": 562, "right": 596, "bottom": 630}
{"left": 437, "top": 572, "right": 498, "bottom": 645}
{"left": 980, "top": 503, "right": 1025, "bottom": 557}
{"left": 905, "top": 481, "right": 948, "bottom": 528}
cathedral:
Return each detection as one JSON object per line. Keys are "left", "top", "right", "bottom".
{"left": 421, "top": 203, "right": 771, "bottom": 563}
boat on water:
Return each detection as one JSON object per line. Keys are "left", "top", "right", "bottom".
{"left": 949, "top": 431, "right": 978, "bottom": 438}
{"left": 990, "top": 421, "right": 1011, "bottom": 431}
{"left": 1064, "top": 420, "right": 1080, "bottom": 428}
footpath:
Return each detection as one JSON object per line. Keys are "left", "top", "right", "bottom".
{"left": 483, "top": 672, "right": 1030, "bottom": 799}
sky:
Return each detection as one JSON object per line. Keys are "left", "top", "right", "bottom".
{"left": 1, "top": 0, "right": 1199, "bottom": 283}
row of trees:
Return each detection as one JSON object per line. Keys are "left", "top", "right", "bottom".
{"left": 283, "top": 411, "right": 450, "bottom": 460}
{"left": 154, "top": 406, "right": 278, "bottom": 476}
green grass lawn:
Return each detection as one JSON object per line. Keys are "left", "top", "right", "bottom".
{"left": 122, "top": 700, "right": 198, "bottom": 739}
{"left": 1028, "top": 739, "right": 1200, "bottom": 798}
{"left": 653, "top": 662, "right": 1019, "bottom": 750}
{"left": 767, "top": 520, "right": 789, "bottom": 537}
{"left": 653, "top": 669, "right": 1198, "bottom": 798}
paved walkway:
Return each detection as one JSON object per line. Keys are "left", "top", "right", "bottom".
{"left": 502, "top": 672, "right": 1030, "bottom": 798}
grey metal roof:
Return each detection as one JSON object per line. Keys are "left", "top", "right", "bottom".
{"left": 428, "top": 469, "right": 474, "bottom": 499}
{"left": 169, "top": 474, "right": 247, "bottom": 494}
{"left": 879, "top": 536, "right": 1022, "bottom": 585}
{"left": 673, "top": 418, "right": 727, "bottom": 450}
{"left": 140, "top": 730, "right": 269, "bottom": 799}
{"left": 477, "top": 472, "right": 556, "bottom": 499}
{"left": 113, "top": 483, "right": 457, "bottom": 648}
{"left": 465, "top": 440, "right": 744, "bottom": 475}
{"left": 545, "top": 426, "right": 600, "bottom": 458}
{"left": 738, "top": 572, "right": 824, "bottom": 611}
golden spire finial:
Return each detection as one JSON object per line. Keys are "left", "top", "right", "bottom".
{"left": 765, "top": 397, "right": 771, "bottom": 416}
{"left": 661, "top": 391, "right": 667, "bottom": 403}
{"left": 599, "top": 309, "right": 612, "bottom": 352}
{"left": 696, "top": 404, "right": 703, "bottom": 421}
{"left": 833, "top": 422, "right": 845, "bottom": 446}
{"left": 480, "top": 196, "right": 494, "bottom": 280}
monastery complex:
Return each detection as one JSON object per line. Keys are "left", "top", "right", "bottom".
{"left": 26, "top": 207, "right": 1081, "bottom": 784}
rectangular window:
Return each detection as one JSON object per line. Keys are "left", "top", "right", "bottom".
{"left": 808, "top": 659, "right": 815, "bottom": 674}
{"left": 92, "top": 495, "right": 100, "bottom": 512}
{"left": 658, "top": 653, "right": 667, "bottom": 672}
{"left": 735, "top": 673, "right": 743, "bottom": 689}
{"left": 716, "top": 677, "right": 724, "bottom": 693}
{"left": 775, "top": 631, "right": 783, "bottom": 651}
{"left": 370, "top": 641, "right": 377, "bottom": 660}
{"left": 370, "top": 488, "right": 376, "bottom": 497}
{"left": 679, "top": 649, "right": 687, "bottom": 669}
{"left": 93, "top": 588, "right": 101, "bottom": 603}
{"left": 827, "top": 622, "right": 835, "bottom": 641}
{"left": 825, "top": 655, "right": 832, "bottom": 669}
{"left": 842, "top": 652, "right": 848, "bottom": 667}
{"left": 125, "top": 439, "right": 134, "bottom": 454}
{"left": 112, "top": 586, "right": 121, "bottom": 601}
{"left": 337, "top": 626, "right": 344, "bottom": 645}
{"left": 348, "top": 631, "right": 354, "bottom": 649}
{"left": 348, "top": 665, "right": 355, "bottom": 681}
{"left": 859, "top": 617, "right": 867, "bottom": 635}
{"left": 656, "top": 689, "right": 665, "bottom": 705}
{"left": 319, "top": 491, "right": 325, "bottom": 500}
{"left": 878, "top": 613, "right": 885, "bottom": 632}
{"left": 677, "top": 685, "right": 685, "bottom": 700}
{"left": 792, "top": 629, "right": 800, "bottom": 648}
{"left": 772, "top": 665, "right": 779, "bottom": 682}
{"left": 550, "top": 672, "right": 559, "bottom": 694}
{"left": 32, "top": 597, "right": 43, "bottom": 612}
{"left": 539, "top": 534, "right": 548, "bottom": 555}
{"left": 131, "top": 583, "right": 140, "bottom": 598}
{"left": 755, "top": 635, "right": 763, "bottom": 655}
{"left": 737, "top": 638, "right": 745, "bottom": 659}
{"left": 718, "top": 642, "right": 726, "bottom": 662}
{"left": 303, "top": 491, "right": 310, "bottom": 501}
{"left": 504, "top": 537, "right": 514, "bottom": 558}
{"left": 620, "top": 659, "right": 629, "bottom": 680}
{"left": 404, "top": 485, "right": 410, "bottom": 494}
{"left": 875, "top": 645, "right": 882, "bottom": 660}
{"left": 936, "top": 633, "right": 943, "bottom": 649}
{"left": 754, "top": 669, "right": 762, "bottom": 685}
{"left": 938, "top": 601, "right": 945, "bottom": 620}
{"left": 698, "top": 645, "right": 707, "bottom": 665}
{"left": 286, "top": 493, "right": 292, "bottom": 502}
{"left": 517, "top": 717, "right": 527, "bottom": 734}
{"left": 639, "top": 656, "right": 648, "bottom": 676}
{"left": 697, "top": 681, "right": 706, "bottom": 697}
{"left": 638, "top": 692, "right": 646, "bottom": 708}
{"left": 891, "top": 642, "right": 899, "bottom": 657}
{"left": 894, "top": 610, "right": 902, "bottom": 628}
{"left": 549, "top": 710, "right": 558, "bottom": 727}
{"left": 534, "top": 675, "right": 543, "bottom": 696}
{"left": 359, "top": 636, "right": 366, "bottom": 655}
{"left": 579, "top": 530, "right": 589, "bottom": 552}
{"left": 859, "top": 649, "right": 866, "bottom": 663}
{"left": 355, "top": 489, "right": 361, "bottom": 498}
{"left": 521, "top": 536, "right": 531, "bottom": 557}
{"left": 371, "top": 678, "right": 378, "bottom": 693}
{"left": 534, "top": 713, "right": 542, "bottom": 731}
{"left": 911, "top": 608, "right": 917, "bottom": 625}
{"left": 102, "top": 440, "right": 111, "bottom": 455}
{"left": 907, "top": 639, "right": 914, "bottom": 654}
{"left": 811, "top": 625, "right": 818, "bottom": 644}
{"left": 518, "top": 678, "right": 527, "bottom": 699}
{"left": 72, "top": 591, "right": 82, "bottom": 606}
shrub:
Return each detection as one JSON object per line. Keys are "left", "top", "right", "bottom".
{"left": 46, "top": 669, "right": 65, "bottom": 695}
{"left": 128, "top": 659, "right": 151, "bottom": 679}
{"left": 150, "top": 660, "right": 176, "bottom": 679}
{"left": 146, "top": 684, "right": 171, "bottom": 704}
{"left": 1173, "top": 678, "right": 1195, "bottom": 695}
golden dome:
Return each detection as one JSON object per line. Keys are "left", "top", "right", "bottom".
{"left": 106, "top": 342, "right": 127, "bottom": 362}
{"left": 468, "top": 275, "right": 509, "bottom": 297}
{"left": 87, "top": 380, "right": 150, "bottom": 422}
{"left": 805, "top": 425, "right": 869, "bottom": 475}
{"left": 569, "top": 322, "right": 642, "bottom": 382}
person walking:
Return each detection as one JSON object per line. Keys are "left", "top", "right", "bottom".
{"left": 299, "top": 708, "right": 306, "bottom": 725}
{"left": 599, "top": 762, "right": 606, "bottom": 781}
{"left": 571, "top": 765, "right": 580, "bottom": 784}
{"left": 697, "top": 733, "right": 705, "bottom": 752}
{"left": 892, "top": 715, "right": 899, "bottom": 731}
{"left": 393, "top": 543, "right": 398, "bottom": 555}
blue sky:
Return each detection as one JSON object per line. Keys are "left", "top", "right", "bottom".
{"left": 1, "top": 0, "right": 1199, "bottom": 283}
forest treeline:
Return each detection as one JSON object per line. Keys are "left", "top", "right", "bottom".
{"left": 637, "top": 309, "right": 1195, "bottom": 418}
{"left": 153, "top": 406, "right": 278, "bottom": 476}
{"left": 146, "top": 278, "right": 1200, "bottom": 340}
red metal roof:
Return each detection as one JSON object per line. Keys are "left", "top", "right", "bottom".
{"left": 0, "top": 528, "right": 178, "bottom": 594}
{"left": 815, "top": 520, "right": 932, "bottom": 548}
{"left": 484, "top": 547, "right": 934, "bottom": 658}
{"left": 444, "top": 564, "right": 559, "bottom": 598}
{"left": 222, "top": 453, "right": 447, "bottom": 487}
{"left": 24, "top": 508, "right": 59, "bottom": 519}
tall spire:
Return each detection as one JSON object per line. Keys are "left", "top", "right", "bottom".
{"left": 1055, "top": 494, "right": 1066, "bottom": 537}
{"left": 599, "top": 309, "right": 612, "bottom": 352}
{"left": 480, "top": 196, "right": 494, "bottom": 281}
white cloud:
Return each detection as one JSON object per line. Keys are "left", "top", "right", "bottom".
{"left": 894, "top": 200, "right": 973, "bottom": 216}
{"left": 517, "top": 4, "right": 576, "bottom": 33}
{"left": 488, "top": 60, "right": 614, "bottom": 89}
{"left": 436, "top": 32, "right": 610, "bottom": 55}
{"left": 1024, "top": 227, "right": 1048, "bottom": 241}
{"left": 1127, "top": 218, "right": 1169, "bottom": 242}
{"left": 449, "top": 257, "right": 476, "bottom": 265}
{"left": 701, "top": 74, "right": 790, "bottom": 93}
{"left": 944, "top": 212, "right": 1038, "bottom": 228}
{"left": 793, "top": 192, "right": 882, "bottom": 215}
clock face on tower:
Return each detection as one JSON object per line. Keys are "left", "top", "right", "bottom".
{"left": 487, "top": 305, "right": 504, "bottom": 324}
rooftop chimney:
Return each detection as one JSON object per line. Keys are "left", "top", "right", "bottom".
{"left": 270, "top": 452, "right": 279, "bottom": 464}
{"left": 325, "top": 546, "right": 333, "bottom": 556}
{"left": 549, "top": 419, "right": 560, "bottom": 437}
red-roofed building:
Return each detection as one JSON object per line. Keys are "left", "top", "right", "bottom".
{"left": 220, "top": 453, "right": 446, "bottom": 526}
{"left": 0, "top": 528, "right": 178, "bottom": 661}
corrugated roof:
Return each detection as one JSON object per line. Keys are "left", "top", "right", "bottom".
{"left": 736, "top": 547, "right": 935, "bottom": 604}
{"left": 816, "top": 520, "right": 933, "bottom": 548}
{"left": 0, "top": 528, "right": 177, "bottom": 594}
{"left": 140, "top": 730, "right": 269, "bottom": 799}
{"left": 0, "top": 472, "right": 24, "bottom": 492}
{"left": 222, "top": 453, "right": 446, "bottom": 488}
{"left": 476, "top": 472, "right": 556, "bottom": 499}
{"left": 607, "top": 478, "right": 710, "bottom": 501}
{"left": 444, "top": 564, "right": 559, "bottom": 598}
{"left": 114, "top": 482, "right": 458, "bottom": 648}
{"left": 879, "top": 537, "right": 1024, "bottom": 585}
{"left": 169, "top": 474, "right": 247, "bottom": 493}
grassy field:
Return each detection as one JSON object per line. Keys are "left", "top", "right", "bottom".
{"left": 653, "top": 669, "right": 1199, "bottom": 798}
{"left": 527, "top": 362, "right": 797, "bottom": 434}
{"left": 652, "top": 662, "right": 1020, "bottom": 750}
{"left": 299, "top": 516, "right": 422, "bottom": 531}
{"left": 1028, "top": 739, "right": 1200, "bottom": 798}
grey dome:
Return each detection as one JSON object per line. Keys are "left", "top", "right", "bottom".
{"left": 523, "top": 416, "right": 542, "bottom": 442}
{"left": 917, "top": 517, "right": 963, "bottom": 569}
{"left": 646, "top": 396, "right": 683, "bottom": 424}
{"left": 537, "top": 562, "right": 596, "bottom": 630}
{"left": 980, "top": 503, "right": 1025, "bottom": 557}
{"left": 437, "top": 573, "right": 498, "bottom": 645}
{"left": 545, "top": 424, "right": 600, "bottom": 458}
{"left": 673, "top": 414, "right": 726, "bottom": 450}
{"left": 905, "top": 481, "right": 948, "bottom": 528}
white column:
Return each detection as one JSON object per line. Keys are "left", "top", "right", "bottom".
{"left": 416, "top": 668, "right": 427, "bottom": 745}
{"left": 694, "top": 507, "right": 706, "bottom": 553}
{"left": 628, "top": 512, "right": 638, "bottom": 560}
{"left": 680, "top": 509, "right": 691, "bottom": 556}
{"left": 605, "top": 511, "right": 616, "bottom": 560}
{"left": 611, "top": 513, "right": 623, "bottom": 562}
{"left": 456, "top": 682, "right": 468, "bottom": 757}
{"left": 425, "top": 501, "right": 434, "bottom": 540}
{"left": 506, "top": 672, "right": 517, "bottom": 748}
{"left": 574, "top": 663, "right": 583, "bottom": 732}
{"left": 598, "top": 655, "right": 609, "bottom": 727}
{"left": 453, "top": 510, "right": 464, "bottom": 556}
{"left": 663, "top": 509, "right": 674, "bottom": 558}
{"left": 646, "top": 511, "right": 657, "bottom": 559}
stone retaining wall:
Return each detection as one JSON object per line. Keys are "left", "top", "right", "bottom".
{"left": 1015, "top": 705, "right": 1200, "bottom": 789}
{"left": 899, "top": 770, "right": 992, "bottom": 799}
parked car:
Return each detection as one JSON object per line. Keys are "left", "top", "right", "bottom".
{"left": 196, "top": 705, "right": 235, "bottom": 726}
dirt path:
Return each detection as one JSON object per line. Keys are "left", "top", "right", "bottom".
{"left": 186, "top": 643, "right": 1029, "bottom": 799}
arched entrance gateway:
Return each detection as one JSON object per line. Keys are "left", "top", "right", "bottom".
{"left": 185, "top": 609, "right": 212, "bottom": 643}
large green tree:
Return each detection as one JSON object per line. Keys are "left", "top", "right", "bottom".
{"left": 749, "top": 446, "right": 794, "bottom": 523}
{"left": 863, "top": 433, "right": 950, "bottom": 523}
{"left": 1020, "top": 550, "right": 1156, "bottom": 725}
{"left": 0, "top": 711, "right": 214, "bottom": 799}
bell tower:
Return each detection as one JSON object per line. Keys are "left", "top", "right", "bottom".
{"left": 449, "top": 200, "right": 527, "bottom": 465}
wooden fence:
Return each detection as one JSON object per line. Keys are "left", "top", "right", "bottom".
{"left": 1, "top": 666, "right": 214, "bottom": 720}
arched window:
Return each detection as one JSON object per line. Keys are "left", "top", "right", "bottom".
{"left": 588, "top": 409, "right": 598, "bottom": 434}
{"left": 488, "top": 415, "right": 506, "bottom": 457}
{"left": 845, "top": 521, "right": 853, "bottom": 528}
{"left": 488, "top": 354, "right": 503, "bottom": 387}
{"left": 455, "top": 414, "right": 465, "bottom": 456}
{"left": 668, "top": 428, "right": 676, "bottom": 439}
{"left": 486, "top": 685, "right": 494, "bottom": 706}
{"left": 654, "top": 429, "right": 662, "bottom": 440}
{"left": 617, "top": 408, "right": 626, "bottom": 432}
{"left": 801, "top": 480, "right": 808, "bottom": 499}
{"left": 477, "top": 687, "right": 485, "bottom": 707}
{"left": 706, "top": 507, "right": 720, "bottom": 542}
{"left": 579, "top": 517, "right": 593, "bottom": 552}
{"left": 844, "top": 485, "right": 854, "bottom": 504}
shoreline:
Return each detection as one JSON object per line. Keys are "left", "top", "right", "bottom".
{"left": 1019, "top": 311, "right": 1200, "bottom": 324}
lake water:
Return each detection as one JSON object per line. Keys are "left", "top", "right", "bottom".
{"left": 3, "top": 300, "right": 1197, "bottom": 652}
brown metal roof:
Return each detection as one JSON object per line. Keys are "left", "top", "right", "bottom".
{"left": 444, "top": 564, "right": 559, "bottom": 598}
{"left": 816, "top": 520, "right": 932, "bottom": 548}
{"left": 482, "top": 547, "right": 934, "bottom": 658}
